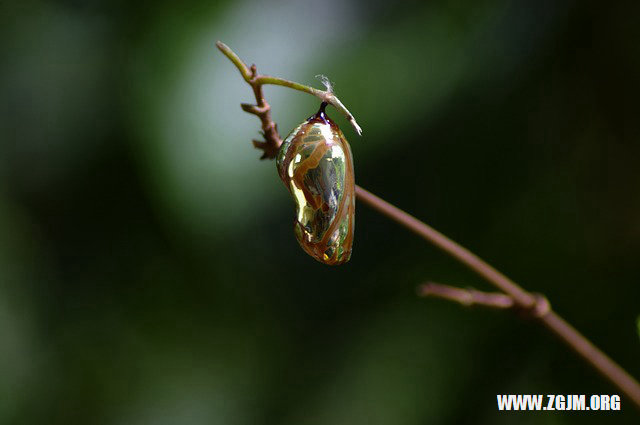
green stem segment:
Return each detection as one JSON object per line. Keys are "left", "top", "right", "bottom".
{"left": 216, "top": 41, "right": 362, "bottom": 135}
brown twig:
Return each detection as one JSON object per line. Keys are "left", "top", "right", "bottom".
{"left": 356, "top": 186, "right": 640, "bottom": 408}
{"left": 418, "top": 282, "right": 552, "bottom": 319}
{"left": 418, "top": 282, "right": 515, "bottom": 310}
{"left": 216, "top": 41, "right": 640, "bottom": 410}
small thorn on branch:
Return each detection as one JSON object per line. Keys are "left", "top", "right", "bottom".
{"left": 252, "top": 139, "right": 266, "bottom": 148}
{"left": 241, "top": 103, "right": 270, "bottom": 114}
{"left": 252, "top": 139, "right": 278, "bottom": 160}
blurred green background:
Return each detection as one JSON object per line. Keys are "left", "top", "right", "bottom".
{"left": 2, "top": 0, "right": 639, "bottom": 423}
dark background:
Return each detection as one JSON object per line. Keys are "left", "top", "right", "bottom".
{"left": 2, "top": 0, "right": 639, "bottom": 423}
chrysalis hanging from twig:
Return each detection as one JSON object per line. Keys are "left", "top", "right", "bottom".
{"left": 276, "top": 103, "right": 355, "bottom": 265}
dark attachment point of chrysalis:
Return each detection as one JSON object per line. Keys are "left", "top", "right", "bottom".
{"left": 308, "top": 102, "right": 330, "bottom": 125}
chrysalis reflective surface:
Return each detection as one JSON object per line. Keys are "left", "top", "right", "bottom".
{"left": 276, "top": 103, "right": 355, "bottom": 265}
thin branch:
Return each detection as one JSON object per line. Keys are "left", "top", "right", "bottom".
{"left": 418, "top": 282, "right": 552, "bottom": 321}
{"left": 355, "top": 186, "right": 536, "bottom": 308}
{"left": 418, "top": 282, "right": 515, "bottom": 310}
{"left": 356, "top": 186, "right": 640, "bottom": 408}
{"left": 215, "top": 41, "right": 640, "bottom": 410}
